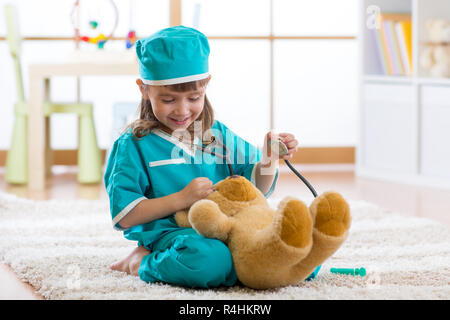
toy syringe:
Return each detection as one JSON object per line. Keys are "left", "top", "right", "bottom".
{"left": 330, "top": 267, "right": 366, "bottom": 277}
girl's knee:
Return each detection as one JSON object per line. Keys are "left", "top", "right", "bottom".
{"left": 176, "top": 236, "right": 236, "bottom": 287}
{"left": 203, "top": 239, "right": 234, "bottom": 272}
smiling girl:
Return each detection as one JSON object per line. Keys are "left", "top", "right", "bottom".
{"left": 104, "top": 26, "right": 299, "bottom": 288}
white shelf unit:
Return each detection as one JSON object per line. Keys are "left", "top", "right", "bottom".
{"left": 357, "top": 0, "right": 450, "bottom": 190}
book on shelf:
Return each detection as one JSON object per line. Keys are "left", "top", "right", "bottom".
{"left": 396, "top": 20, "right": 412, "bottom": 74}
{"left": 371, "top": 26, "right": 388, "bottom": 74}
{"left": 372, "top": 13, "right": 412, "bottom": 76}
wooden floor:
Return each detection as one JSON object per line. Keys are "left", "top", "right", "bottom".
{"left": 1, "top": 164, "right": 449, "bottom": 300}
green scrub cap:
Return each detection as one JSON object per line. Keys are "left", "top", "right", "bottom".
{"left": 136, "top": 25, "right": 210, "bottom": 86}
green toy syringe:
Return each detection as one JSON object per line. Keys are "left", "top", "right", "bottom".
{"left": 330, "top": 267, "right": 366, "bottom": 277}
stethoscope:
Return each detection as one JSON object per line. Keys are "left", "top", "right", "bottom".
{"left": 186, "top": 136, "right": 318, "bottom": 198}
{"left": 270, "top": 138, "right": 318, "bottom": 198}
{"left": 187, "top": 135, "right": 235, "bottom": 177}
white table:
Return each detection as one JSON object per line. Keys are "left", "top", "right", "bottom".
{"left": 28, "top": 58, "right": 139, "bottom": 190}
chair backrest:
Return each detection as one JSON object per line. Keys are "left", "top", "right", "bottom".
{"left": 4, "top": 4, "right": 25, "bottom": 102}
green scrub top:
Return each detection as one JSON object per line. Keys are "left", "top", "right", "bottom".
{"left": 104, "top": 119, "right": 278, "bottom": 247}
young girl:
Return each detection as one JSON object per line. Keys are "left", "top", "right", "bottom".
{"left": 104, "top": 26, "right": 299, "bottom": 288}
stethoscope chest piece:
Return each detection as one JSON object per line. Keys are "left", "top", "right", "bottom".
{"left": 270, "top": 138, "right": 289, "bottom": 156}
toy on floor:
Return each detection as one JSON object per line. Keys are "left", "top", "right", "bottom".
{"left": 330, "top": 267, "right": 366, "bottom": 277}
{"left": 175, "top": 175, "right": 352, "bottom": 289}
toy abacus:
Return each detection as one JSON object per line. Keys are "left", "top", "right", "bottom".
{"left": 71, "top": 0, "right": 119, "bottom": 49}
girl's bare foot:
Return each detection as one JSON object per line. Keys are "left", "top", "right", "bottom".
{"left": 110, "top": 246, "right": 151, "bottom": 276}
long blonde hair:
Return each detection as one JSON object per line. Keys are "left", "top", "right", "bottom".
{"left": 127, "top": 78, "right": 214, "bottom": 141}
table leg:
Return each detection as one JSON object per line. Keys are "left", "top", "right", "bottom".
{"left": 28, "top": 71, "right": 46, "bottom": 190}
{"left": 44, "top": 79, "right": 52, "bottom": 178}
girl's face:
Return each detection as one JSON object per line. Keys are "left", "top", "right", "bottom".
{"left": 137, "top": 79, "right": 208, "bottom": 134}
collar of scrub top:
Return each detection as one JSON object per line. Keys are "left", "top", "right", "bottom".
{"left": 152, "top": 128, "right": 233, "bottom": 175}
{"left": 152, "top": 128, "right": 200, "bottom": 158}
{"left": 173, "top": 133, "right": 234, "bottom": 176}
{"left": 198, "top": 136, "right": 234, "bottom": 176}
{"left": 179, "top": 134, "right": 231, "bottom": 161}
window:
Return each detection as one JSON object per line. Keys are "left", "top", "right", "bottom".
{"left": 0, "top": 0, "right": 358, "bottom": 150}
{"left": 182, "top": 0, "right": 358, "bottom": 147}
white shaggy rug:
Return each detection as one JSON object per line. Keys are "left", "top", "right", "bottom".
{"left": 0, "top": 191, "right": 449, "bottom": 300}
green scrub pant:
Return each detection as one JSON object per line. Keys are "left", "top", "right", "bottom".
{"left": 138, "top": 228, "right": 237, "bottom": 288}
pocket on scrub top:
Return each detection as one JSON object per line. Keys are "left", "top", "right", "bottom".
{"left": 148, "top": 158, "right": 186, "bottom": 168}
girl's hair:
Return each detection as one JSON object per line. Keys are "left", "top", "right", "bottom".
{"left": 127, "top": 78, "right": 214, "bottom": 141}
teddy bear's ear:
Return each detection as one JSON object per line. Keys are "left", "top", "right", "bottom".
{"left": 215, "top": 176, "right": 258, "bottom": 202}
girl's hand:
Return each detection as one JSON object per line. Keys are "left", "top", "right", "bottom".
{"left": 263, "top": 131, "right": 299, "bottom": 163}
{"left": 277, "top": 132, "right": 299, "bottom": 161}
{"left": 178, "top": 177, "right": 214, "bottom": 209}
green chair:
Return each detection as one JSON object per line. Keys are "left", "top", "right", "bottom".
{"left": 4, "top": 4, "right": 102, "bottom": 184}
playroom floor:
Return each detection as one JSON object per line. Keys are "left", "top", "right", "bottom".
{"left": 1, "top": 164, "right": 450, "bottom": 300}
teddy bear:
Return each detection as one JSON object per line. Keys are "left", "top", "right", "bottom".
{"left": 174, "top": 175, "right": 351, "bottom": 289}
{"left": 420, "top": 19, "right": 450, "bottom": 77}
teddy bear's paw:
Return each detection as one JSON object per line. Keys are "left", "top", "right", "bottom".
{"left": 278, "top": 198, "right": 312, "bottom": 249}
{"left": 188, "top": 199, "right": 231, "bottom": 241}
{"left": 311, "top": 191, "right": 351, "bottom": 237}
{"left": 188, "top": 199, "right": 220, "bottom": 226}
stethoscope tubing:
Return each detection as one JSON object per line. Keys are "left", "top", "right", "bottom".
{"left": 284, "top": 159, "right": 318, "bottom": 198}
{"left": 193, "top": 137, "right": 318, "bottom": 198}
{"left": 192, "top": 138, "right": 235, "bottom": 176}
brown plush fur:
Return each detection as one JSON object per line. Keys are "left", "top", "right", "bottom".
{"left": 174, "top": 175, "right": 351, "bottom": 289}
